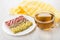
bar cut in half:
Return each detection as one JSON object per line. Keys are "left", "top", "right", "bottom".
{"left": 5, "top": 16, "right": 32, "bottom": 33}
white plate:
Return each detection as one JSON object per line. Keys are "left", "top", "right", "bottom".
{"left": 2, "top": 15, "right": 36, "bottom": 36}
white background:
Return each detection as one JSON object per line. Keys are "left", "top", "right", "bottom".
{"left": 0, "top": 0, "right": 60, "bottom": 40}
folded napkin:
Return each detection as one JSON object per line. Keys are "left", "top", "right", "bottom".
{"left": 10, "top": 0, "right": 60, "bottom": 23}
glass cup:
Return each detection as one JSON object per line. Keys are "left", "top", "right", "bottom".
{"left": 35, "top": 11, "right": 55, "bottom": 30}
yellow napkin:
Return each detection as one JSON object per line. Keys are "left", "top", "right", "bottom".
{"left": 10, "top": 1, "right": 60, "bottom": 23}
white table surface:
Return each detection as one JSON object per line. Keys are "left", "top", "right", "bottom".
{"left": 0, "top": 0, "right": 60, "bottom": 40}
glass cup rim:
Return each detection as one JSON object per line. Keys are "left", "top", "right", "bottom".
{"left": 35, "top": 12, "right": 55, "bottom": 23}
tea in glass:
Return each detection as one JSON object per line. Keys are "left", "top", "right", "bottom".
{"left": 35, "top": 12, "right": 54, "bottom": 30}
